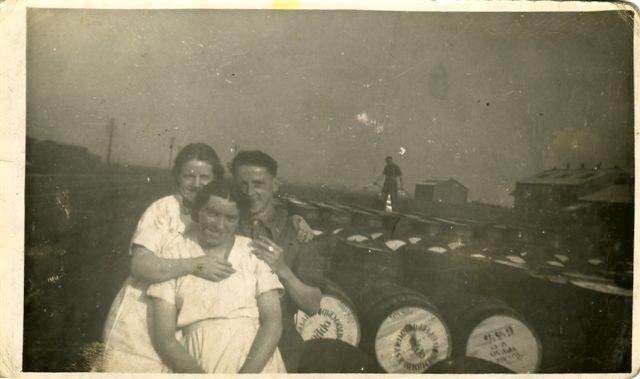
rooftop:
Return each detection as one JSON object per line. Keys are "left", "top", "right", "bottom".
{"left": 579, "top": 184, "right": 634, "bottom": 204}
{"left": 517, "top": 167, "right": 630, "bottom": 186}
{"left": 418, "top": 178, "right": 467, "bottom": 188}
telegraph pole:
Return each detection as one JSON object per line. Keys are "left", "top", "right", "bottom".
{"left": 106, "top": 118, "right": 115, "bottom": 166}
{"left": 168, "top": 137, "right": 176, "bottom": 169}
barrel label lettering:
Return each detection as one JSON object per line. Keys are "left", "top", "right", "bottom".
{"left": 376, "top": 307, "right": 451, "bottom": 373}
{"left": 392, "top": 323, "right": 441, "bottom": 371}
{"left": 482, "top": 325, "right": 515, "bottom": 344}
{"left": 312, "top": 320, "right": 333, "bottom": 339}
{"left": 295, "top": 295, "right": 360, "bottom": 346}
{"left": 466, "top": 315, "right": 540, "bottom": 373}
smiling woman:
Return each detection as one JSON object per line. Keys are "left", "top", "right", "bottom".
{"left": 172, "top": 144, "right": 225, "bottom": 209}
{"left": 191, "top": 180, "right": 246, "bottom": 247}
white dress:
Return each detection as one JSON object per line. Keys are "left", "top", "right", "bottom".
{"left": 147, "top": 234, "right": 286, "bottom": 373}
{"left": 100, "top": 195, "right": 186, "bottom": 372}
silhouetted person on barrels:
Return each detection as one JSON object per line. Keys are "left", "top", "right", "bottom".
{"left": 373, "top": 156, "right": 405, "bottom": 210}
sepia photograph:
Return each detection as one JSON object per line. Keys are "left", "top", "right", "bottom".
{"left": 3, "top": 0, "right": 636, "bottom": 375}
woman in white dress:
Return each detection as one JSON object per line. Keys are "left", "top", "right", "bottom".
{"left": 148, "top": 179, "right": 286, "bottom": 373}
{"left": 100, "top": 143, "right": 310, "bottom": 372}
{"left": 99, "top": 143, "right": 229, "bottom": 372}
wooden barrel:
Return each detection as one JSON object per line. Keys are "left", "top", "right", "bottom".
{"left": 406, "top": 264, "right": 543, "bottom": 373}
{"left": 400, "top": 238, "right": 484, "bottom": 293}
{"left": 348, "top": 208, "right": 385, "bottom": 229}
{"left": 357, "top": 284, "right": 452, "bottom": 373}
{"left": 440, "top": 296, "right": 542, "bottom": 373}
{"left": 328, "top": 238, "right": 404, "bottom": 298}
{"left": 297, "top": 339, "right": 381, "bottom": 373}
{"left": 480, "top": 224, "right": 510, "bottom": 243}
{"left": 388, "top": 215, "right": 422, "bottom": 240}
{"left": 398, "top": 214, "right": 476, "bottom": 252}
{"left": 330, "top": 225, "right": 388, "bottom": 242}
{"left": 467, "top": 252, "right": 629, "bottom": 372}
{"left": 294, "top": 280, "right": 361, "bottom": 347}
{"left": 318, "top": 225, "right": 388, "bottom": 275}
{"left": 430, "top": 217, "right": 477, "bottom": 247}
{"left": 402, "top": 237, "right": 452, "bottom": 272}
{"left": 415, "top": 216, "right": 448, "bottom": 238}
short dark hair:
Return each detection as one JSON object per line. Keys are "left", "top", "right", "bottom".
{"left": 386, "top": 156, "right": 393, "bottom": 161}
{"left": 190, "top": 179, "right": 248, "bottom": 222}
{"left": 231, "top": 150, "right": 278, "bottom": 177}
{"left": 172, "top": 143, "right": 225, "bottom": 182}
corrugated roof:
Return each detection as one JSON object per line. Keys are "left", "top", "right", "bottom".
{"left": 517, "top": 167, "right": 629, "bottom": 186}
{"left": 419, "top": 179, "right": 450, "bottom": 185}
{"left": 418, "top": 178, "right": 467, "bottom": 189}
{"left": 579, "top": 184, "right": 634, "bottom": 204}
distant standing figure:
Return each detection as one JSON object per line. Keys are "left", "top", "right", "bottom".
{"left": 373, "top": 156, "right": 405, "bottom": 209}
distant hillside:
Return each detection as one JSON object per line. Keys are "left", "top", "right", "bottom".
{"left": 26, "top": 137, "right": 167, "bottom": 177}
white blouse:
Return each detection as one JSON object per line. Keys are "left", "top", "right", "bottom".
{"left": 147, "top": 235, "right": 284, "bottom": 329}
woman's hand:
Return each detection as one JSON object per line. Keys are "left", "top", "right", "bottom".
{"left": 191, "top": 255, "right": 235, "bottom": 282}
{"left": 249, "top": 236, "right": 289, "bottom": 278}
{"left": 291, "top": 215, "right": 314, "bottom": 243}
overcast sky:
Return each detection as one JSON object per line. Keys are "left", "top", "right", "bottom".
{"left": 27, "top": 9, "right": 634, "bottom": 205}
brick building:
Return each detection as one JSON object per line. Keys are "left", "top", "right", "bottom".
{"left": 511, "top": 165, "right": 631, "bottom": 220}
{"left": 511, "top": 165, "right": 633, "bottom": 263}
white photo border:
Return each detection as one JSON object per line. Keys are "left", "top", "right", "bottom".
{"left": 1, "top": 0, "right": 638, "bottom": 377}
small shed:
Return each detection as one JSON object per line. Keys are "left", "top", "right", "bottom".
{"left": 415, "top": 178, "right": 468, "bottom": 205}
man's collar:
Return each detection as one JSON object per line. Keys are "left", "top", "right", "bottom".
{"left": 246, "top": 206, "right": 288, "bottom": 239}
{"left": 255, "top": 204, "right": 278, "bottom": 226}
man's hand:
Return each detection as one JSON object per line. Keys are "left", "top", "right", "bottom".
{"left": 291, "top": 215, "right": 314, "bottom": 243}
{"left": 249, "top": 236, "right": 289, "bottom": 277}
{"left": 191, "top": 255, "right": 235, "bottom": 282}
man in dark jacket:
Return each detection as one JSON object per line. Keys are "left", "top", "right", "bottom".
{"left": 231, "top": 150, "right": 324, "bottom": 372}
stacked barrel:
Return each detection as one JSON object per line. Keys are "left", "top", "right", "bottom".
{"left": 280, "top": 195, "right": 632, "bottom": 373}
{"left": 294, "top": 279, "right": 361, "bottom": 347}
{"left": 357, "top": 284, "right": 452, "bottom": 373}
{"left": 396, "top": 218, "right": 542, "bottom": 373}
{"left": 284, "top": 197, "right": 453, "bottom": 373}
